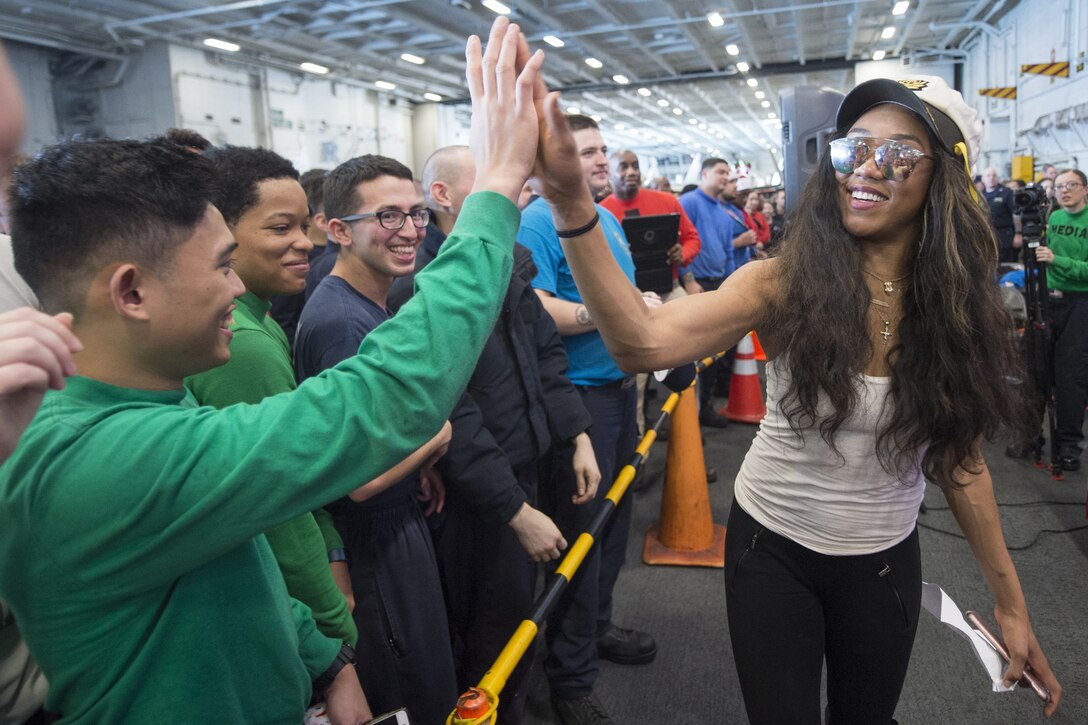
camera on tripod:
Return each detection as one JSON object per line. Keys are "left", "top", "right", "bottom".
{"left": 1015, "top": 185, "right": 1050, "bottom": 239}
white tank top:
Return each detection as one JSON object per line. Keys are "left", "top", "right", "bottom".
{"left": 733, "top": 359, "right": 926, "bottom": 555}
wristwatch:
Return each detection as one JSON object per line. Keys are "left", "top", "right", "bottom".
{"left": 313, "top": 643, "right": 356, "bottom": 695}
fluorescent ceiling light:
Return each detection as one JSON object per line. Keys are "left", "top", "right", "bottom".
{"left": 872, "top": 50, "right": 887, "bottom": 61}
{"left": 423, "top": 92, "right": 443, "bottom": 102}
{"left": 761, "top": 100, "right": 770, "bottom": 108}
{"left": 707, "top": 12, "right": 725, "bottom": 27}
{"left": 688, "top": 118, "right": 698, "bottom": 125}
{"left": 591, "top": 114, "right": 602, "bottom": 122}
{"left": 400, "top": 53, "right": 425, "bottom": 65}
{"left": 768, "top": 112, "right": 777, "bottom": 119}
{"left": 746, "top": 78, "right": 758, "bottom": 87}
{"left": 481, "top": 0, "right": 511, "bottom": 15}
{"left": 657, "top": 98, "right": 670, "bottom": 107}
{"left": 892, "top": 1, "right": 910, "bottom": 15}
{"left": 614, "top": 123, "right": 625, "bottom": 130}
{"left": 566, "top": 106, "right": 581, "bottom": 114}
{"left": 613, "top": 74, "right": 630, "bottom": 84}
{"left": 725, "top": 43, "right": 740, "bottom": 56}
{"left": 585, "top": 57, "right": 603, "bottom": 69}
{"left": 881, "top": 26, "right": 896, "bottom": 39}
{"left": 375, "top": 80, "right": 396, "bottom": 90}
{"left": 736, "top": 61, "right": 750, "bottom": 73}
{"left": 672, "top": 107, "right": 683, "bottom": 115}
{"left": 204, "top": 38, "right": 240, "bottom": 52}
{"left": 300, "top": 62, "right": 329, "bottom": 75}
{"left": 543, "top": 35, "right": 565, "bottom": 47}
{"left": 637, "top": 87, "right": 652, "bottom": 96}
{"left": 754, "top": 90, "right": 765, "bottom": 99}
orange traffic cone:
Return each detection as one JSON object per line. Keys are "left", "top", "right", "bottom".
{"left": 722, "top": 333, "right": 766, "bottom": 424}
{"left": 643, "top": 386, "right": 726, "bottom": 567}
{"left": 750, "top": 330, "right": 767, "bottom": 362}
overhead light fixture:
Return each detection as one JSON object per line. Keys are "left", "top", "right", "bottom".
{"left": 637, "top": 87, "right": 652, "bottom": 96}
{"left": 672, "top": 107, "right": 683, "bottom": 115}
{"left": 707, "top": 12, "right": 725, "bottom": 27}
{"left": 481, "top": 0, "right": 511, "bottom": 15}
{"left": 566, "top": 106, "right": 581, "bottom": 114}
{"left": 746, "top": 78, "right": 758, "bottom": 88}
{"left": 591, "top": 114, "right": 602, "bottom": 122}
{"left": 736, "top": 61, "right": 750, "bottom": 73}
{"left": 892, "top": 1, "right": 910, "bottom": 15}
{"left": 698, "top": 123, "right": 707, "bottom": 130}
{"left": 543, "top": 35, "right": 565, "bottom": 47}
{"left": 300, "top": 62, "right": 329, "bottom": 75}
{"left": 872, "top": 50, "right": 887, "bottom": 61}
{"left": 881, "top": 26, "right": 896, "bottom": 39}
{"left": 375, "top": 80, "right": 396, "bottom": 90}
{"left": 725, "top": 43, "right": 740, "bottom": 56}
{"left": 585, "top": 57, "right": 603, "bottom": 69}
{"left": 424, "top": 92, "right": 443, "bottom": 102}
{"left": 688, "top": 118, "right": 698, "bottom": 125}
{"left": 754, "top": 90, "right": 765, "bottom": 99}
{"left": 657, "top": 98, "right": 670, "bottom": 107}
{"left": 613, "top": 74, "right": 630, "bottom": 84}
{"left": 614, "top": 122, "right": 626, "bottom": 130}
{"left": 768, "top": 112, "right": 777, "bottom": 119}
{"left": 761, "top": 100, "right": 770, "bottom": 108}
{"left": 400, "top": 53, "right": 425, "bottom": 65}
{"left": 204, "top": 38, "right": 240, "bottom": 52}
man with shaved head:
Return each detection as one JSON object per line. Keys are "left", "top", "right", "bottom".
{"left": 389, "top": 145, "right": 599, "bottom": 724}
{"left": 982, "top": 166, "right": 1021, "bottom": 263}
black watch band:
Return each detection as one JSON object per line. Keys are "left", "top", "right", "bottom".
{"left": 313, "top": 643, "right": 356, "bottom": 695}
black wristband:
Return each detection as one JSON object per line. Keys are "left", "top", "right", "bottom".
{"left": 313, "top": 643, "right": 356, "bottom": 695}
{"left": 556, "top": 212, "right": 600, "bottom": 239}
{"left": 327, "top": 547, "right": 348, "bottom": 563}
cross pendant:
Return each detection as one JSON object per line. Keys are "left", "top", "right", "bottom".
{"left": 880, "top": 325, "right": 892, "bottom": 343}
{"left": 883, "top": 281, "right": 894, "bottom": 294}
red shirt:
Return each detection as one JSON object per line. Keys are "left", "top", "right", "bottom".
{"left": 743, "top": 210, "right": 771, "bottom": 245}
{"left": 600, "top": 189, "right": 702, "bottom": 279}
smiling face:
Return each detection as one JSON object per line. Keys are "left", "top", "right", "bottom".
{"left": 573, "top": 127, "right": 610, "bottom": 196}
{"left": 835, "top": 104, "right": 935, "bottom": 246}
{"left": 229, "top": 177, "right": 313, "bottom": 300}
{"left": 337, "top": 175, "right": 425, "bottom": 281}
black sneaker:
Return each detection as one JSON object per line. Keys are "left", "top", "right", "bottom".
{"left": 550, "top": 693, "right": 614, "bottom": 725}
{"left": 596, "top": 624, "right": 657, "bottom": 664}
{"left": 1059, "top": 452, "right": 1081, "bottom": 471}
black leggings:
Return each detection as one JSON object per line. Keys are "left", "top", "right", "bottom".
{"left": 724, "top": 502, "right": 921, "bottom": 725}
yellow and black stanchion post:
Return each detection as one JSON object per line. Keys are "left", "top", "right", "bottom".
{"left": 447, "top": 353, "right": 727, "bottom": 724}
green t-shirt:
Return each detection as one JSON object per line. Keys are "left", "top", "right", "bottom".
{"left": 186, "top": 290, "right": 358, "bottom": 648}
{"left": 1046, "top": 205, "right": 1088, "bottom": 292}
{"left": 0, "top": 192, "right": 517, "bottom": 723}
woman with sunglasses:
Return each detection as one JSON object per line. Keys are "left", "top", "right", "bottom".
{"left": 532, "top": 75, "right": 1062, "bottom": 722}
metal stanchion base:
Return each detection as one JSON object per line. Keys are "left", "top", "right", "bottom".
{"left": 642, "top": 523, "right": 726, "bottom": 568}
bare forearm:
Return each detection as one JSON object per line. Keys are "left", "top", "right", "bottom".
{"left": 943, "top": 467, "right": 1027, "bottom": 612}
{"left": 537, "top": 293, "right": 597, "bottom": 335}
{"left": 348, "top": 426, "right": 446, "bottom": 502}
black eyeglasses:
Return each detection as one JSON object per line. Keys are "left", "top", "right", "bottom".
{"left": 338, "top": 208, "right": 431, "bottom": 230}
{"left": 1055, "top": 182, "right": 1084, "bottom": 192}
{"left": 829, "top": 137, "right": 934, "bottom": 182}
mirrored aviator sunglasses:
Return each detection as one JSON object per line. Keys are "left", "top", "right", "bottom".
{"left": 828, "top": 137, "right": 934, "bottom": 182}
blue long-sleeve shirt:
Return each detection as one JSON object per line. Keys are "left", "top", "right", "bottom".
{"left": 679, "top": 189, "right": 737, "bottom": 280}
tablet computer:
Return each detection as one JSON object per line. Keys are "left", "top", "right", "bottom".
{"left": 621, "top": 213, "right": 680, "bottom": 295}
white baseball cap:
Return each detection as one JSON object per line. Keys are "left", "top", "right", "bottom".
{"left": 836, "top": 75, "right": 983, "bottom": 172}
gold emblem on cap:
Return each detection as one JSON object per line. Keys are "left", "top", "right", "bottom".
{"left": 898, "top": 79, "right": 930, "bottom": 91}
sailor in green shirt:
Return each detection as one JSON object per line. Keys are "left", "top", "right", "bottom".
{"left": 0, "top": 20, "right": 575, "bottom": 723}
{"left": 185, "top": 146, "right": 357, "bottom": 648}
{"left": 1036, "top": 168, "right": 1088, "bottom": 470}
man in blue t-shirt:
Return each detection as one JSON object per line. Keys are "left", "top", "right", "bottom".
{"left": 679, "top": 159, "right": 756, "bottom": 427}
{"left": 518, "top": 114, "right": 655, "bottom": 725}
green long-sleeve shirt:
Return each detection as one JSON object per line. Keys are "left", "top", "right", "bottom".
{"left": 0, "top": 192, "right": 517, "bottom": 723}
{"left": 1046, "top": 206, "right": 1088, "bottom": 292}
{"left": 186, "top": 290, "right": 357, "bottom": 647}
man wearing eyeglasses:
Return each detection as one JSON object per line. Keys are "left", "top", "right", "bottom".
{"left": 292, "top": 154, "right": 462, "bottom": 723}
{"left": 1035, "top": 168, "right": 1088, "bottom": 471}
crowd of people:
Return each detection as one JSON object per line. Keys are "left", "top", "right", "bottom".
{"left": 0, "top": 18, "right": 1069, "bottom": 725}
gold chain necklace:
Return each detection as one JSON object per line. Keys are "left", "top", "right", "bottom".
{"left": 863, "top": 267, "right": 909, "bottom": 295}
{"left": 870, "top": 299, "right": 894, "bottom": 347}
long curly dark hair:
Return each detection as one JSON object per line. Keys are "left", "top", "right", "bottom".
{"left": 765, "top": 128, "right": 1032, "bottom": 487}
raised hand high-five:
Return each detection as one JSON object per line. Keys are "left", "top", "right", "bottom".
{"left": 465, "top": 17, "right": 545, "bottom": 204}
